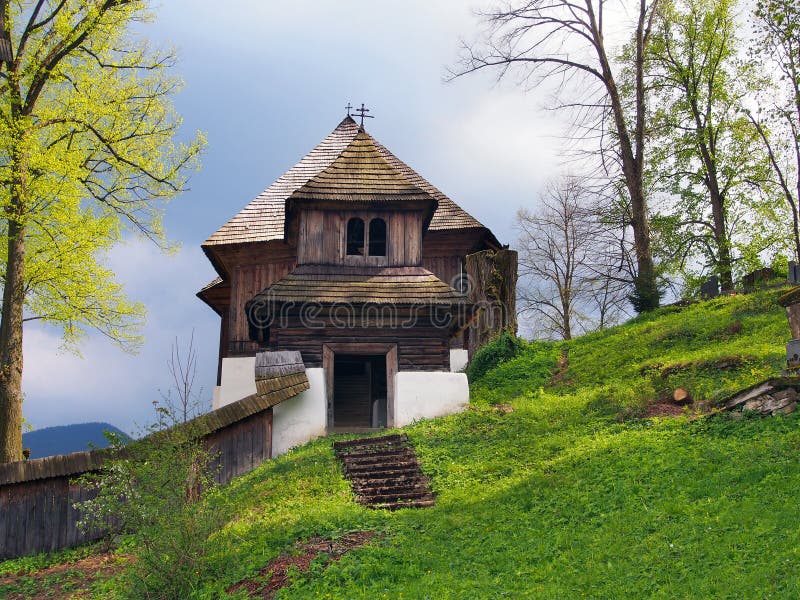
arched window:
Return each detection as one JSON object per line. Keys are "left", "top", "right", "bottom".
{"left": 346, "top": 217, "right": 365, "bottom": 256}
{"left": 369, "top": 218, "right": 387, "bottom": 257}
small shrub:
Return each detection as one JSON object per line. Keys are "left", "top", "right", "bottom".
{"left": 628, "top": 276, "right": 662, "bottom": 313}
{"left": 466, "top": 332, "right": 526, "bottom": 382}
{"left": 76, "top": 406, "right": 225, "bottom": 600}
{"left": 77, "top": 335, "right": 221, "bottom": 600}
{"left": 586, "top": 379, "right": 656, "bottom": 420}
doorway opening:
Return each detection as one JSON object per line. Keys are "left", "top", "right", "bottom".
{"left": 333, "top": 355, "right": 387, "bottom": 429}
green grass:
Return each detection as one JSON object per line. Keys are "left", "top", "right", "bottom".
{"left": 2, "top": 288, "right": 799, "bottom": 599}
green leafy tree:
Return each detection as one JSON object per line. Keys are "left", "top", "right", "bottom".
{"left": 749, "top": 0, "right": 800, "bottom": 262}
{"left": 648, "top": 0, "right": 774, "bottom": 290}
{"left": 0, "top": 1, "right": 203, "bottom": 463}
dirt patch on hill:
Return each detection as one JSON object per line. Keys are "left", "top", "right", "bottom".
{"left": 645, "top": 401, "right": 686, "bottom": 418}
{"left": 0, "top": 552, "right": 128, "bottom": 600}
{"left": 227, "top": 531, "right": 378, "bottom": 598}
{"left": 644, "top": 399, "right": 717, "bottom": 419}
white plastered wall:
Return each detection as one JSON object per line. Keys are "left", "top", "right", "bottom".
{"left": 272, "top": 368, "right": 327, "bottom": 457}
{"left": 214, "top": 357, "right": 257, "bottom": 409}
{"left": 449, "top": 349, "right": 469, "bottom": 372}
{"left": 393, "top": 371, "right": 469, "bottom": 427}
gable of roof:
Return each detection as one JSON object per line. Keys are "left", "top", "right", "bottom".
{"left": 288, "top": 131, "right": 434, "bottom": 204}
{"left": 203, "top": 116, "right": 491, "bottom": 248}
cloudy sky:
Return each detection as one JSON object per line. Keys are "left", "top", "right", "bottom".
{"left": 23, "top": 0, "right": 565, "bottom": 436}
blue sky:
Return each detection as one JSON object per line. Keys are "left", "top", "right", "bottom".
{"left": 23, "top": 1, "right": 563, "bottom": 436}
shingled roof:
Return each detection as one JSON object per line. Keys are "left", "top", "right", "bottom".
{"left": 254, "top": 351, "right": 309, "bottom": 404}
{"left": 203, "top": 116, "right": 489, "bottom": 247}
{"left": 250, "top": 265, "right": 468, "bottom": 306}
{"left": 288, "top": 131, "right": 434, "bottom": 204}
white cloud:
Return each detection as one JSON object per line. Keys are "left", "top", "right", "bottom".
{"left": 445, "top": 90, "right": 563, "bottom": 190}
{"left": 22, "top": 240, "right": 220, "bottom": 436}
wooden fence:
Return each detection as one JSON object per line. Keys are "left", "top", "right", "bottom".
{"left": 0, "top": 451, "right": 106, "bottom": 558}
{"left": 0, "top": 355, "right": 310, "bottom": 560}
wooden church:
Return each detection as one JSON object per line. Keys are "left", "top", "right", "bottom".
{"left": 198, "top": 112, "right": 514, "bottom": 455}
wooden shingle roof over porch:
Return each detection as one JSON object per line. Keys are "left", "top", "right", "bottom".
{"left": 249, "top": 265, "right": 468, "bottom": 306}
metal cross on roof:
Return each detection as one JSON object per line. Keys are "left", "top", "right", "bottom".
{"left": 345, "top": 103, "right": 353, "bottom": 117}
{"left": 354, "top": 103, "right": 374, "bottom": 128}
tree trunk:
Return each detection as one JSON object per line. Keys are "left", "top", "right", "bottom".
{"left": 628, "top": 180, "right": 658, "bottom": 310}
{"left": 700, "top": 145, "right": 734, "bottom": 290}
{"left": 0, "top": 216, "right": 26, "bottom": 463}
{"left": 710, "top": 194, "right": 734, "bottom": 291}
{"left": 691, "top": 96, "right": 734, "bottom": 291}
{"left": 598, "top": 0, "right": 659, "bottom": 312}
{"left": 560, "top": 290, "right": 572, "bottom": 340}
{"left": 0, "top": 111, "right": 28, "bottom": 464}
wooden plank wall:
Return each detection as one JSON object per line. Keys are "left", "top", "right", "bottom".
{"left": 0, "top": 477, "right": 104, "bottom": 560}
{"left": 0, "top": 410, "right": 273, "bottom": 560}
{"left": 213, "top": 241, "right": 297, "bottom": 350}
{"left": 297, "top": 209, "right": 423, "bottom": 267}
{"left": 422, "top": 256, "right": 462, "bottom": 289}
{"left": 229, "top": 261, "right": 296, "bottom": 346}
{"left": 271, "top": 314, "right": 451, "bottom": 371}
{"left": 214, "top": 226, "right": 494, "bottom": 360}
{"left": 204, "top": 410, "right": 272, "bottom": 484}
{"left": 421, "top": 229, "right": 487, "bottom": 286}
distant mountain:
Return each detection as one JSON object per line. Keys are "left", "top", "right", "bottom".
{"left": 22, "top": 422, "right": 131, "bottom": 459}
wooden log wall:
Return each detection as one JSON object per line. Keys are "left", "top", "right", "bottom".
{"left": 270, "top": 312, "right": 451, "bottom": 371}
{"left": 0, "top": 410, "right": 273, "bottom": 560}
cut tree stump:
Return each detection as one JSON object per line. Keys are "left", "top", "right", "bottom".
{"left": 673, "top": 388, "right": 692, "bottom": 405}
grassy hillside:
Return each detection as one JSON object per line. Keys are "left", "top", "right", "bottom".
{"left": 2, "top": 288, "right": 799, "bottom": 598}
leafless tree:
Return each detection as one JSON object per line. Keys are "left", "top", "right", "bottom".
{"left": 159, "top": 331, "right": 205, "bottom": 424}
{"left": 517, "top": 177, "right": 628, "bottom": 339}
{"left": 583, "top": 265, "right": 630, "bottom": 329}
{"left": 452, "top": 0, "right": 662, "bottom": 311}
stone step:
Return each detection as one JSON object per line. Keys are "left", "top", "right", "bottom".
{"left": 345, "top": 470, "right": 421, "bottom": 483}
{"left": 351, "top": 474, "right": 430, "bottom": 489}
{"left": 377, "top": 498, "right": 436, "bottom": 511}
{"left": 358, "top": 488, "right": 431, "bottom": 501}
{"left": 333, "top": 433, "right": 408, "bottom": 453}
{"left": 357, "top": 489, "right": 434, "bottom": 504}
{"left": 353, "top": 480, "right": 431, "bottom": 495}
{"left": 335, "top": 434, "right": 434, "bottom": 510}
{"left": 349, "top": 475, "right": 422, "bottom": 487}
{"left": 343, "top": 460, "right": 420, "bottom": 475}
{"left": 338, "top": 447, "right": 415, "bottom": 461}
{"left": 341, "top": 450, "right": 416, "bottom": 467}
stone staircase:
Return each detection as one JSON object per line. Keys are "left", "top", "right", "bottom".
{"left": 333, "top": 433, "right": 435, "bottom": 510}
